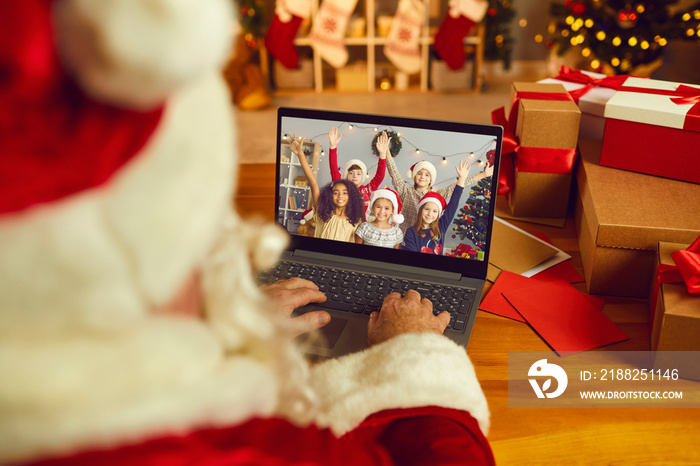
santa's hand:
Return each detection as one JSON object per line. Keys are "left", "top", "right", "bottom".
{"left": 261, "top": 277, "right": 330, "bottom": 336}
{"left": 367, "top": 290, "right": 450, "bottom": 346}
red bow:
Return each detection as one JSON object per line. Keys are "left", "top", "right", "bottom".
{"left": 555, "top": 66, "right": 632, "bottom": 103}
{"left": 669, "top": 85, "right": 700, "bottom": 132}
{"left": 651, "top": 236, "right": 700, "bottom": 326}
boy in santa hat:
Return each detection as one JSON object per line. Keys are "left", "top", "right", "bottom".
{"left": 328, "top": 127, "right": 388, "bottom": 215}
{"left": 0, "top": 1, "right": 494, "bottom": 465}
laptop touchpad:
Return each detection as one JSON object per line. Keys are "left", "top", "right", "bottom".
{"left": 313, "top": 317, "right": 347, "bottom": 348}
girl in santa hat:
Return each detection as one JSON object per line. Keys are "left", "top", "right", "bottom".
{"left": 287, "top": 134, "right": 364, "bottom": 242}
{"left": 403, "top": 161, "right": 472, "bottom": 255}
{"left": 355, "top": 188, "right": 405, "bottom": 249}
{"left": 328, "top": 127, "right": 388, "bottom": 215}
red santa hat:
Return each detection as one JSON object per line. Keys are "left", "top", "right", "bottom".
{"left": 342, "top": 159, "right": 368, "bottom": 180}
{"left": 300, "top": 208, "right": 314, "bottom": 224}
{"left": 366, "top": 188, "right": 404, "bottom": 225}
{"left": 406, "top": 160, "right": 437, "bottom": 185}
{"left": 417, "top": 191, "right": 447, "bottom": 217}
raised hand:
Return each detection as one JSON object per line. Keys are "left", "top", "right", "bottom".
{"left": 328, "top": 127, "right": 342, "bottom": 149}
{"left": 483, "top": 163, "right": 495, "bottom": 178}
{"left": 284, "top": 133, "right": 306, "bottom": 159}
{"left": 376, "top": 131, "right": 390, "bottom": 158}
{"left": 455, "top": 159, "right": 471, "bottom": 186}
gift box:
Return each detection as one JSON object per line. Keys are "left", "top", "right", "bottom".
{"left": 575, "top": 139, "right": 700, "bottom": 298}
{"left": 538, "top": 68, "right": 619, "bottom": 140}
{"left": 650, "top": 240, "right": 700, "bottom": 381}
{"left": 498, "top": 82, "right": 581, "bottom": 219}
{"left": 336, "top": 64, "right": 369, "bottom": 92}
{"left": 600, "top": 77, "right": 700, "bottom": 184}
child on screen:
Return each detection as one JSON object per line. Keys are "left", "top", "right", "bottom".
{"left": 355, "top": 188, "right": 404, "bottom": 249}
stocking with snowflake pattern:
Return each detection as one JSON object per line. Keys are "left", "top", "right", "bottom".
{"left": 307, "top": 0, "right": 359, "bottom": 68}
{"left": 384, "top": 0, "right": 425, "bottom": 75}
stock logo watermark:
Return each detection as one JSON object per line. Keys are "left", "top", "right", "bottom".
{"left": 528, "top": 359, "right": 568, "bottom": 399}
{"left": 509, "top": 351, "right": 700, "bottom": 408}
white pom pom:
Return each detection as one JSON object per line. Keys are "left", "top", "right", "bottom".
{"left": 54, "top": 0, "right": 235, "bottom": 108}
{"left": 406, "top": 169, "right": 413, "bottom": 179}
{"left": 393, "top": 213, "right": 405, "bottom": 225}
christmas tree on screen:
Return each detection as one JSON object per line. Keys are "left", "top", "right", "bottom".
{"left": 547, "top": 0, "right": 700, "bottom": 75}
{"left": 452, "top": 178, "right": 492, "bottom": 249}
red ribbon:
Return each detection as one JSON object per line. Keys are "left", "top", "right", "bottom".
{"left": 491, "top": 89, "right": 578, "bottom": 196}
{"left": 555, "top": 66, "right": 632, "bottom": 103}
{"left": 650, "top": 235, "right": 700, "bottom": 325}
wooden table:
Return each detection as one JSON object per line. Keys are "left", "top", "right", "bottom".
{"left": 235, "top": 163, "right": 700, "bottom": 465}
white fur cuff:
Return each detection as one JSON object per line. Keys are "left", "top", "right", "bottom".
{"left": 310, "top": 333, "right": 490, "bottom": 436}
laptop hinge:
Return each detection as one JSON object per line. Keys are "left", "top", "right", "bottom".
{"left": 290, "top": 249, "right": 462, "bottom": 281}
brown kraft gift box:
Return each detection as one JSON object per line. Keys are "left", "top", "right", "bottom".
{"left": 650, "top": 241, "right": 700, "bottom": 381}
{"left": 574, "top": 139, "right": 700, "bottom": 298}
{"left": 507, "top": 82, "right": 581, "bottom": 219}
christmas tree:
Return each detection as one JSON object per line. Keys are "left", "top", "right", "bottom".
{"left": 484, "top": 0, "right": 516, "bottom": 69}
{"left": 236, "top": 0, "right": 267, "bottom": 48}
{"left": 547, "top": 0, "right": 700, "bottom": 75}
{"left": 451, "top": 178, "right": 492, "bottom": 250}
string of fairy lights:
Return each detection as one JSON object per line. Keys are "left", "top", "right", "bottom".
{"left": 282, "top": 122, "right": 496, "bottom": 188}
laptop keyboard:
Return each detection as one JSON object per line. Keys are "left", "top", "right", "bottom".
{"left": 258, "top": 261, "right": 476, "bottom": 332}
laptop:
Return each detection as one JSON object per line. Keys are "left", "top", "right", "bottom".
{"left": 262, "top": 107, "right": 502, "bottom": 358}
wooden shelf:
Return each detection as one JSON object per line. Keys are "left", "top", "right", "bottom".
{"left": 272, "top": 0, "right": 483, "bottom": 93}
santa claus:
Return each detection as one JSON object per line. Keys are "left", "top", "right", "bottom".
{"left": 0, "top": 1, "right": 493, "bottom": 464}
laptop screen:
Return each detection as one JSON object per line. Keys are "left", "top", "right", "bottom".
{"left": 275, "top": 107, "right": 502, "bottom": 279}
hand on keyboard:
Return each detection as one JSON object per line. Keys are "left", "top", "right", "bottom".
{"left": 367, "top": 290, "right": 451, "bottom": 346}
{"left": 260, "top": 277, "right": 330, "bottom": 336}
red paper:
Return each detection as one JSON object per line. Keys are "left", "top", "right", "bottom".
{"left": 502, "top": 279, "right": 627, "bottom": 356}
{"left": 601, "top": 118, "right": 700, "bottom": 184}
{"left": 532, "top": 233, "right": 585, "bottom": 284}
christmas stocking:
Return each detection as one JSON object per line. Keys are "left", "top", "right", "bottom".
{"left": 434, "top": 0, "right": 488, "bottom": 70}
{"left": 265, "top": 0, "right": 312, "bottom": 69}
{"left": 307, "top": 0, "right": 359, "bottom": 68}
{"left": 384, "top": 0, "right": 425, "bottom": 75}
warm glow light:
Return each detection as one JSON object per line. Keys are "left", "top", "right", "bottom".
{"left": 620, "top": 59, "right": 631, "bottom": 71}
{"left": 373, "top": 127, "right": 378, "bottom": 132}
{"left": 566, "top": 16, "right": 574, "bottom": 25}
{"left": 654, "top": 35, "right": 662, "bottom": 42}
{"left": 571, "top": 23, "right": 581, "bottom": 32}
{"left": 562, "top": 29, "right": 570, "bottom": 37}
{"left": 582, "top": 47, "right": 591, "bottom": 57}
{"left": 380, "top": 80, "right": 391, "bottom": 90}
{"left": 535, "top": 34, "right": 543, "bottom": 43}
{"left": 415, "top": 149, "right": 420, "bottom": 154}
{"left": 612, "top": 36, "right": 622, "bottom": 46}
{"left": 611, "top": 57, "right": 621, "bottom": 67}
{"left": 548, "top": 23, "right": 556, "bottom": 34}
{"left": 470, "top": 152, "right": 475, "bottom": 158}
{"left": 570, "top": 37, "right": 578, "bottom": 46}
{"left": 348, "top": 124, "right": 353, "bottom": 129}
{"left": 628, "top": 36, "right": 638, "bottom": 46}
{"left": 694, "top": 10, "right": 700, "bottom": 20}
{"left": 682, "top": 13, "right": 691, "bottom": 21}
{"left": 591, "top": 59, "right": 601, "bottom": 69}
{"left": 636, "top": 5, "right": 645, "bottom": 13}
{"left": 641, "top": 40, "right": 650, "bottom": 49}
{"left": 442, "top": 157, "right": 447, "bottom": 164}
{"left": 585, "top": 19, "right": 594, "bottom": 28}
{"left": 687, "top": 28, "right": 695, "bottom": 37}
{"left": 596, "top": 31, "right": 606, "bottom": 41}
{"left": 519, "top": 18, "right": 527, "bottom": 27}
{"left": 659, "top": 38, "right": 668, "bottom": 46}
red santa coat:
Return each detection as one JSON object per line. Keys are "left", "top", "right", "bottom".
{"left": 26, "top": 407, "right": 493, "bottom": 466}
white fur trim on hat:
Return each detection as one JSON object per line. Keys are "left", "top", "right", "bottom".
{"left": 342, "top": 159, "right": 367, "bottom": 180}
{"left": 407, "top": 161, "right": 437, "bottom": 186}
{"left": 310, "top": 333, "right": 490, "bottom": 436}
{"left": 53, "top": 0, "right": 235, "bottom": 109}
{"left": 366, "top": 188, "right": 404, "bottom": 225}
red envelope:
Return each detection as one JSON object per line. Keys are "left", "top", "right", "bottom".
{"left": 532, "top": 233, "right": 585, "bottom": 284}
{"left": 480, "top": 271, "right": 597, "bottom": 322}
{"left": 502, "top": 279, "right": 628, "bottom": 356}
